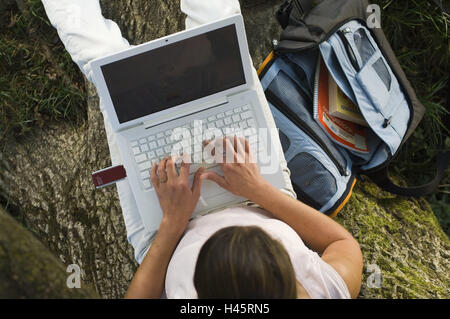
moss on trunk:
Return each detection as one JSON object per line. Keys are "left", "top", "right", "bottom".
{"left": 336, "top": 178, "right": 450, "bottom": 298}
{"left": 0, "top": 207, "right": 98, "bottom": 298}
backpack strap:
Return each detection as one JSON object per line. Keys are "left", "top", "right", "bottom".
{"left": 292, "top": 0, "right": 315, "bottom": 19}
{"left": 365, "top": 149, "right": 450, "bottom": 197}
{"left": 276, "top": 0, "right": 315, "bottom": 28}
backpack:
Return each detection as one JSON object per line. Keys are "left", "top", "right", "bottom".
{"left": 257, "top": 0, "right": 450, "bottom": 217}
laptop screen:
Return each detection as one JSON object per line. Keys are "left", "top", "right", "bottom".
{"left": 101, "top": 25, "right": 246, "bottom": 124}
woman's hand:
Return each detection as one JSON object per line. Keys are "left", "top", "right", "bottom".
{"left": 201, "top": 136, "right": 269, "bottom": 202}
{"left": 126, "top": 155, "right": 204, "bottom": 299}
{"left": 151, "top": 156, "right": 204, "bottom": 235}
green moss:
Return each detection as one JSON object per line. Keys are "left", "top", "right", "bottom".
{"left": 336, "top": 179, "right": 450, "bottom": 298}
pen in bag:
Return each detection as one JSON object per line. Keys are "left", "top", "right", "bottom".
{"left": 337, "top": 30, "right": 361, "bottom": 72}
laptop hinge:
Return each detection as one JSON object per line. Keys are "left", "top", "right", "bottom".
{"left": 143, "top": 95, "right": 228, "bottom": 129}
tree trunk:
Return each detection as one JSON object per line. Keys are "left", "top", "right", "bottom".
{"left": 0, "top": 207, "right": 98, "bottom": 298}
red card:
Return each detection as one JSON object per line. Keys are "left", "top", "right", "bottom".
{"left": 92, "top": 165, "right": 127, "bottom": 188}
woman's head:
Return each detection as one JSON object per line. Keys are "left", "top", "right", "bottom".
{"left": 194, "top": 226, "right": 297, "bottom": 298}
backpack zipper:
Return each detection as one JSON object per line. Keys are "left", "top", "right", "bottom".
{"left": 280, "top": 56, "right": 313, "bottom": 103}
{"left": 266, "top": 90, "right": 348, "bottom": 176}
{"left": 274, "top": 17, "right": 363, "bottom": 55}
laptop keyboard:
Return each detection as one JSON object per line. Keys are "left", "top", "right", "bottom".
{"left": 129, "top": 105, "right": 258, "bottom": 190}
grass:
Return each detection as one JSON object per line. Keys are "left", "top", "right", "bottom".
{"left": 0, "top": 0, "right": 448, "bottom": 230}
{"left": 371, "top": 0, "right": 450, "bottom": 234}
{"left": 0, "top": 0, "right": 86, "bottom": 144}
{"left": 374, "top": 0, "right": 449, "bottom": 156}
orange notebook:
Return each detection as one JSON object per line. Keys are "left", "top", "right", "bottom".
{"left": 313, "top": 57, "right": 369, "bottom": 153}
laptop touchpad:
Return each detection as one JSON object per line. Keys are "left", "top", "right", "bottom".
{"left": 192, "top": 166, "right": 227, "bottom": 200}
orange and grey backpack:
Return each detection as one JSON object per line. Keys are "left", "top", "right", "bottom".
{"left": 257, "top": 0, "right": 450, "bottom": 217}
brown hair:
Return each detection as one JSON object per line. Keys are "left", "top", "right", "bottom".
{"left": 193, "top": 226, "right": 297, "bottom": 298}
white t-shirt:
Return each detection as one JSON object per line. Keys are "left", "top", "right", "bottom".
{"left": 165, "top": 206, "right": 350, "bottom": 299}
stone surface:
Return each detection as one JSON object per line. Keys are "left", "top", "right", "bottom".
{"left": 0, "top": 0, "right": 448, "bottom": 299}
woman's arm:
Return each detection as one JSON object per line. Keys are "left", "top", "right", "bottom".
{"left": 202, "top": 137, "right": 363, "bottom": 298}
{"left": 245, "top": 180, "right": 363, "bottom": 298}
{"left": 125, "top": 157, "right": 204, "bottom": 299}
{"left": 124, "top": 218, "right": 183, "bottom": 299}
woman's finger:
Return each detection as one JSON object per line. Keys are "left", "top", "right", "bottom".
{"left": 244, "top": 137, "right": 250, "bottom": 153}
{"left": 191, "top": 167, "right": 205, "bottom": 198}
{"left": 150, "top": 162, "right": 159, "bottom": 189}
{"left": 179, "top": 153, "right": 190, "bottom": 179}
{"left": 157, "top": 157, "right": 169, "bottom": 183}
{"left": 224, "top": 137, "right": 236, "bottom": 164}
{"left": 244, "top": 138, "right": 251, "bottom": 163}
{"left": 201, "top": 171, "right": 228, "bottom": 190}
{"left": 203, "top": 139, "right": 218, "bottom": 164}
{"left": 235, "top": 136, "right": 246, "bottom": 163}
{"left": 166, "top": 156, "right": 178, "bottom": 180}
{"left": 233, "top": 135, "right": 239, "bottom": 153}
{"left": 244, "top": 138, "right": 256, "bottom": 163}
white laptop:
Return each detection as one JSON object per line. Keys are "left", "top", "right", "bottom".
{"left": 90, "top": 14, "right": 287, "bottom": 232}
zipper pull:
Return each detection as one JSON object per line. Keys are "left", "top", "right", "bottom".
{"left": 383, "top": 116, "right": 393, "bottom": 128}
{"left": 272, "top": 39, "right": 279, "bottom": 50}
{"left": 342, "top": 27, "right": 352, "bottom": 34}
